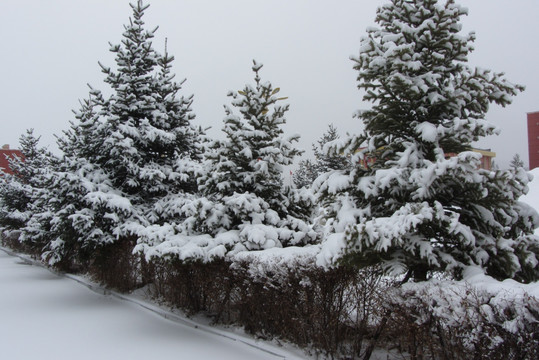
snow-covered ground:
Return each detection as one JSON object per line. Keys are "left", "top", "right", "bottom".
{"left": 0, "top": 250, "right": 306, "bottom": 360}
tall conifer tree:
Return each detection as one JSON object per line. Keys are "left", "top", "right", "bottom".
{"left": 36, "top": 1, "right": 201, "bottom": 266}
{"left": 98, "top": 1, "right": 199, "bottom": 204}
{"left": 191, "top": 61, "right": 316, "bottom": 250}
{"left": 201, "top": 61, "right": 300, "bottom": 214}
{"left": 0, "top": 129, "right": 52, "bottom": 245}
{"left": 316, "top": 0, "right": 538, "bottom": 282}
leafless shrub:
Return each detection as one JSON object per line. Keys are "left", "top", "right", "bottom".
{"left": 89, "top": 237, "right": 140, "bottom": 292}
{"left": 384, "top": 283, "right": 539, "bottom": 360}
{"left": 150, "top": 257, "right": 390, "bottom": 359}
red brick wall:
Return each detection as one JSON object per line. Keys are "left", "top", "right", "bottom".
{"left": 528, "top": 112, "right": 539, "bottom": 170}
{"left": 0, "top": 150, "right": 23, "bottom": 175}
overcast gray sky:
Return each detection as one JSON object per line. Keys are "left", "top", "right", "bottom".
{"left": 1, "top": 0, "right": 538, "bottom": 169}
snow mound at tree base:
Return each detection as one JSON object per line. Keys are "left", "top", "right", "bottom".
{"left": 520, "top": 167, "right": 539, "bottom": 235}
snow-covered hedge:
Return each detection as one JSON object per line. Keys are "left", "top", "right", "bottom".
{"left": 384, "top": 268, "right": 539, "bottom": 359}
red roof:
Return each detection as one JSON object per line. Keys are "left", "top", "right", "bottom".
{"left": 0, "top": 149, "right": 24, "bottom": 175}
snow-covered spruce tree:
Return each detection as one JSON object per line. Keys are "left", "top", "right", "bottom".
{"left": 313, "top": 124, "right": 350, "bottom": 174}
{"left": 293, "top": 159, "right": 319, "bottom": 189}
{"left": 315, "top": 0, "right": 538, "bottom": 282}
{"left": 293, "top": 124, "right": 349, "bottom": 189}
{"left": 0, "top": 129, "right": 52, "bottom": 249}
{"left": 141, "top": 44, "right": 205, "bottom": 227}
{"left": 510, "top": 153, "right": 525, "bottom": 171}
{"left": 188, "top": 61, "right": 316, "bottom": 250}
{"left": 98, "top": 2, "right": 200, "bottom": 212}
{"left": 0, "top": 131, "right": 34, "bottom": 233}
{"left": 39, "top": 1, "right": 201, "bottom": 269}
{"left": 94, "top": 0, "right": 200, "bottom": 226}
{"left": 201, "top": 62, "right": 298, "bottom": 211}
{"left": 37, "top": 91, "right": 123, "bottom": 267}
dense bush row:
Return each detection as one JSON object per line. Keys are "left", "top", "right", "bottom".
{"left": 5, "top": 232, "right": 536, "bottom": 359}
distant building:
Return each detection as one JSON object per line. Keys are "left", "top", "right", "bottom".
{"left": 528, "top": 111, "right": 539, "bottom": 170}
{"left": 472, "top": 148, "right": 496, "bottom": 170}
{"left": 358, "top": 147, "right": 496, "bottom": 171}
{"left": 0, "top": 144, "right": 23, "bottom": 176}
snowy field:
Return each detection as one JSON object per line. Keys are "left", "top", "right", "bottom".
{"left": 0, "top": 250, "right": 305, "bottom": 360}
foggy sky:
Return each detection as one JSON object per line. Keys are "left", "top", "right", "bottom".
{"left": 1, "top": 0, "right": 538, "bottom": 169}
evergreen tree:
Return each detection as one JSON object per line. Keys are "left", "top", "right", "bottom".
{"left": 98, "top": 2, "right": 199, "bottom": 205}
{"left": 201, "top": 61, "right": 301, "bottom": 215}
{"left": 0, "top": 137, "right": 31, "bottom": 233}
{"left": 190, "top": 61, "right": 316, "bottom": 249}
{"left": 142, "top": 43, "right": 204, "bottom": 225}
{"left": 510, "top": 153, "right": 525, "bottom": 171}
{"left": 313, "top": 124, "right": 350, "bottom": 174}
{"left": 316, "top": 0, "right": 538, "bottom": 282}
{"left": 0, "top": 129, "right": 53, "bottom": 251}
{"left": 36, "top": 0, "right": 201, "bottom": 266}
{"left": 293, "top": 159, "right": 318, "bottom": 189}
{"left": 293, "top": 124, "right": 349, "bottom": 189}
{"left": 39, "top": 92, "right": 121, "bottom": 267}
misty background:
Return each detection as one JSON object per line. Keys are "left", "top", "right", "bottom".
{"left": 1, "top": 0, "right": 538, "bottom": 169}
